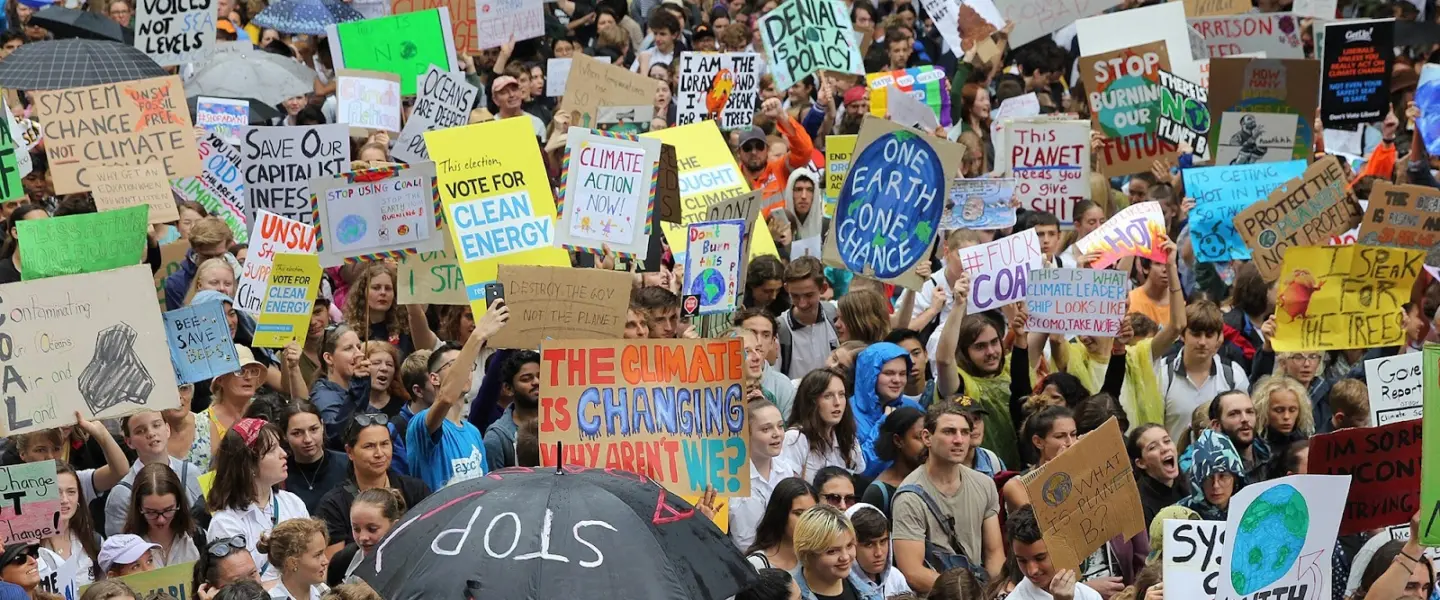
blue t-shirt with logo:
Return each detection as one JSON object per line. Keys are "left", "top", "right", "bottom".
{"left": 405, "top": 408, "right": 488, "bottom": 491}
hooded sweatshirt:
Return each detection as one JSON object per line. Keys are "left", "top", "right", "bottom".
{"left": 1178, "top": 430, "right": 1246, "bottom": 521}
{"left": 854, "top": 343, "right": 924, "bottom": 479}
{"left": 785, "top": 167, "right": 825, "bottom": 243}
{"left": 843, "top": 503, "right": 913, "bottom": 598}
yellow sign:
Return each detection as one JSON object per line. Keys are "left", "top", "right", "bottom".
{"left": 1273, "top": 245, "right": 1425, "bottom": 352}
{"left": 81, "top": 562, "right": 194, "bottom": 599}
{"left": 253, "top": 253, "right": 321, "bottom": 348}
{"left": 823, "top": 135, "right": 856, "bottom": 218}
{"left": 424, "top": 116, "right": 569, "bottom": 317}
{"left": 643, "top": 121, "right": 777, "bottom": 260}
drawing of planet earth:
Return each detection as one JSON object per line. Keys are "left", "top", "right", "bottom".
{"left": 695, "top": 268, "right": 727, "bottom": 305}
{"left": 335, "top": 214, "right": 368, "bottom": 245}
{"left": 1231, "top": 483, "right": 1309, "bottom": 595}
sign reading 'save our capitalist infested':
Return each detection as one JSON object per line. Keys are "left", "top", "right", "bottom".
{"left": 539, "top": 338, "right": 749, "bottom": 497}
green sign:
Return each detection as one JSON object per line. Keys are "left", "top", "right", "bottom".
{"left": 334, "top": 9, "right": 456, "bottom": 96}
{"left": 0, "top": 109, "right": 21, "bottom": 203}
{"left": 17, "top": 205, "right": 149, "bottom": 280}
{"left": 1422, "top": 343, "right": 1440, "bottom": 545}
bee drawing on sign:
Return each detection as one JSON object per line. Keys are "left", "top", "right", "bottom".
{"left": 78, "top": 323, "right": 155, "bottom": 414}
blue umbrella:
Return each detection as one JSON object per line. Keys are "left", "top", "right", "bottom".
{"left": 252, "top": 0, "right": 363, "bottom": 35}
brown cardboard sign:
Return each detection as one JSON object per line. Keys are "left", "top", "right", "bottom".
{"left": 658, "top": 143, "right": 682, "bottom": 224}
{"left": 153, "top": 240, "right": 190, "bottom": 304}
{"left": 1078, "top": 41, "right": 1181, "bottom": 177}
{"left": 1207, "top": 57, "right": 1320, "bottom": 163}
{"left": 1233, "top": 156, "right": 1363, "bottom": 281}
{"left": 1360, "top": 181, "right": 1440, "bottom": 267}
{"left": 488, "top": 265, "right": 633, "bottom": 349}
{"left": 92, "top": 164, "right": 179, "bottom": 224}
{"left": 558, "top": 54, "right": 656, "bottom": 130}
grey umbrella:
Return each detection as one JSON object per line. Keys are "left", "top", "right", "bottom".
{"left": 184, "top": 43, "right": 314, "bottom": 108}
{"left": 0, "top": 38, "right": 164, "bottom": 89}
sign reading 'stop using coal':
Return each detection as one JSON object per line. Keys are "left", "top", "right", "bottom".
{"left": 757, "top": 0, "right": 864, "bottom": 89}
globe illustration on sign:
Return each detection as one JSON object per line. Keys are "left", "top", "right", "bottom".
{"left": 833, "top": 131, "right": 946, "bottom": 280}
{"left": 1231, "top": 483, "right": 1309, "bottom": 595}
{"left": 695, "top": 268, "right": 727, "bottom": 305}
{"left": 335, "top": 214, "right": 368, "bottom": 245}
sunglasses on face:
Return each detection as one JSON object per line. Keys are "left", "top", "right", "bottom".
{"left": 741, "top": 141, "right": 766, "bottom": 152}
{"left": 353, "top": 413, "right": 390, "bottom": 427}
{"left": 207, "top": 536, "right": 247, "bottom": 558}
{"left": 822, "top": 493, "right": 858, "bottom": 506}
{"left": 5, "top": 546, "right": 37, "bottom": 565}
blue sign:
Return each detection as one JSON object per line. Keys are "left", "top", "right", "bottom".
{"left": 834, "top": 130, "right": 945, "bottom": 280}
{"left": 1185, "top": 160, "right": 1307, "bottom": 263}
{"left": 944, "top": 178, "right": 1016, "bottom": 230}
{"left": 164, "top": 301, "right": 240, "bottom": 385}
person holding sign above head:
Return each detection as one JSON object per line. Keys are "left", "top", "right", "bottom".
{"left": 18, "top": 413, "right": 132, "bottom": 514}
{"left": 105, "top": 412, "right": 204, "bottom": 538}
{"left": 0, "top": 204, "right": 47, "bottom": 285}
{"left": 206, "top": 419, "right": 309, "bottom": 584}
{"left": 1005, "top": 506, "right": 1103, "bottom": 600}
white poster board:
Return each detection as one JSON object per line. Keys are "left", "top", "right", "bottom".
{"left": 1189, "top": 14, "right": 1306, "bottom": 59}
{"left": 236, "top": 210, "right": 317, "bottom": 315}
{"left": 1163, "top": 520, "right": 1226, "bottom": 599}
{"left": 1219, "top": 475, "right": 1351, "bottom": 600}
{"left": 392, "top": 66, "right": 479, "bottom": 164}
{"left": 675, "top": 52, "right": 762, "bottom": 130}
{"left": 1364, "top": 352, "right": 1423, "bottom": 425}
{"left": 954, "top": 228, "right": 1044, "bottom": 313}
{"left": 555, "top": 127, "right": 661, "bottom": 259}
{"left": 241, "top": 124, "right": 351, "bottom": 225}
{"left": 310, "top": 162, "right": 444, "bottom": 267}
{"left": 1076, "top": 2, "right": 1202, "bottom": 85}
{"left": 133, "top": 0, "right": 216, "bottom": 66}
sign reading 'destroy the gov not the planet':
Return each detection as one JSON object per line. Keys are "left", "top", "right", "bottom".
{"left": 756, "top": 0, "right": 864, "bottom": 89}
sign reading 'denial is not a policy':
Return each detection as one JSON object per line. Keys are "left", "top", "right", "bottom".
{"left": 756, "top": 0, "right": 864, "bottom": 89}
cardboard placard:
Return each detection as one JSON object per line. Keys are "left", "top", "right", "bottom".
{"left": 1020, "top": 418, "right": 1145, "bottom": 571}
{"left": 241, "top": 124, "right": 350, "bottom": 226}
{"left": 683, "top": 220, "right": 745, "bottom": 315}
{"left": 559, "top": 54, "right": 657, "bottom": 131}
{"left": 172, "top": 132, "right": 248, "bottom": 243}
{"left": 397, "top": 227, "right": 467, "bottom": 305}
{"left": 391, "top": 66, "right": 478, "bottom": 164}
{"left": 337, "top": 70, "right": 403, "bottom": 136}
{"left": 134, "top": 0, "right": 216, "bottom": 67}
{"left": 153, "top": 240, "right": 189, "bottom": 304}
{"left": 474, "top": 0, "right": 542, "bottom": 51}
{"left": 1188, "top": 14, "right": 1305, "bottom": 59}
{"left": 656, "top": 144, "right": 681, "bottom": 225}
{"left": 1207, "top": 57, "right": 1320, "bottom": 162}
{"left": 1076, "top": 2, "right": 1202, "bottom": 84}
{"left": 311, "top": 162, "right": 444, "bottom": 267}
{"left": 944, "top": 178, "right": 1016, "bottom": 230}
{"left": 1185, "top": 160, "right": 1307, "bottom": 263}
{"left": 254, "top": 253, "right": 322, "bottom": 348}
{"left": 1420, "top": 343, "right": 1440, "bottom": 545}
{"left": 0, "top": 265, "right": 181, "bottom": 436}
{"left": 330, "top": 8, "right": 459, "bottom": 96}
{"left": 1232, "top": 156, "right": 1363, "bottom": 281}
{"left": 538, "top": 338, "right": 750, "bottom": 496}
{"left": 993, "top": 0, "right": 1110, "bottom": 47}
{"left": 954, "top": 229, "right": 1044, "bottom": 313}
{"left": 545, "top": 56, "right": 612, "bottom": 98}
{"left": 1024, "top": 268, "right": 1130, "bottom": 336}
{"left": 866, "top": 67, "right": 952, "bottom": 128}
{"left": 1365, "top": 352, "right": 1424, "bottom": 425}
{"left": 1079, "top": 42, "right": 1179, "bottom": 177}
{"left": 35, "top": 75, "right": 201, "bottom": 194}
{"left": 644, "top": 121, "right": 779, "bottom": 261}
{"left": 1308, "top": 420, "right": 1421, "bottom": 535}
{"left": 555, "top": 128, "right": 661, "bottom": 259}
{"left": 1182, "top": 0, "right": 1251, "bottom": 16}
{"left": 1071, "top": 202, "right": 1168, "bottom": 269}
{"left": 1219, "top": 475, "right": 1350, "bottom": 600}
{"left": 990, "top": 93, "right": 1041, "bottom": 143}
{"left": 676, "top": 52, "right": 762, "bottom": 130}
{"left": 1272, "top": 245, "right": 1423, "bottom": 352}
{"left": 1359, "top": 181, "right": 1440, "bottom": 266}
{"left": 164, "top": 300, "right": 240, "bottom": 385}
{"left": 236, "top": 210, "right": 317, "bottom": 315}
{"left": 194, "top": 97, "right": 246, "bottom": 146}
{"left": 1004, "top": 118, "right": 1089, "bottom": 224}
{"left": 92, "top": 164, "right": 178, "bottom": 224}
{"left": 488, "top": 265, "right": 632, "bottom": 349}
{"left": 17, "top": 206, "right": 148, "bottom": 280}
{"left": 1163, "top": 520, "right": 1226, "bottom": 600}
{"left": 0, "top": 461, "right": 61, "bottom": 544}
{"left": 755, "top": 0, "right": 864, "bottom": 89}
{"left": 1320, "top": 19, "right": 1394, "bottom": 129}
{"left": 824, "top": 117, "right": 962, "bottom": 291}
{"left": 1156, "top": 70, "right": 1212, "bottom": 162}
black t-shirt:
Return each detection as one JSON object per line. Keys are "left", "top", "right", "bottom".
{"left": 812, "top": 579, "right": 860, "bottom": 600}
{"left": 314, "top": 471, "right": 431, "bottom": 545}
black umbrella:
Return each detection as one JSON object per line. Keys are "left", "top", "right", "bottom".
{"left": 353, "top": 465, "right": 756, "bottom": 600}
{"left": 30, "top": 5, "right": 132, "bottom": 44}
{"left": 186, "top": 96, "right": 281, "bottom": 124}
{"left": 0, "top": 39, "right": 165, "bottom": 90}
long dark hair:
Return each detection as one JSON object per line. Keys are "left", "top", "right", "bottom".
{"left": 787, "top": 368, "right": 858, "bottom": 471}
{"left": 207, "top": 423, "right": 284, "bottom": 511}
{"left": 124, "top": 462, "right": 197, "bottom": 540}
{"left": 47, "top": 462, "right": 100, "bottom": 580}
{"left": 2, "top": 203, "right": 47, "bottom": 259}
{"left": 744, "top": 477, "right": 817, "bottom": 556}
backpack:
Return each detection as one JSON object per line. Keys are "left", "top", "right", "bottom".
{"left": 1162, "top": 352, "right": 1239, "bottom": 399}
{"left": 777, "top": 303, "right": 838, "bottom": 376}
{"left": 894, "top": 483, "right": 989, "bottom": 585}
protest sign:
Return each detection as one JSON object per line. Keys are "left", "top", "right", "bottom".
{"left": 1215, "top": 111, "right": 1299, "bottom": 165}
{"left": 153, "top": 240, "right": 189, "bottom": 304}
{"left": 173, "top": 132, "right": 247, "bottom": 243}
{"left": 426, "top": 117, "right": 569, "bottom": 314}
{"left": 1233, "top": 156, "right": 1364, "bottom": 280}
{"left": 1293, "top": 0, "right": 1338, "bottom": 18}
{"left": 254, "top": 253, "right": 321, "bottom": 348}
{"left": 756, "top": 0, "right": 864, "bottom": 89}
{"left": 545, "top": 56, "right": 612, "bottom": 98}
{"left": 1219, "top": 475, "right": 1350, "bottom": 600}
{"left": 1321, "top": 19, "right": 1394, "bottom": 129}
{"left": 164, "top": 301, "right": 239, "bottom": 385}
{"left": 1079, "top": 42, "right": 1178, "bottom": 177}
{"left": 1420, "top": 66, "right": 1440, "bottom": 157}
{"left": 1422, "top": 344, "right": 1440, "bottom": 545}
{"left": 84, "top": 562, "right": 194, "bottom": 600}
{"left": 944, "top": 178, "right": 1016, "bottom": 230}
{"left": 397, "top": 227, "right": 466, "bottom": 305}
{"left": 1208, "top": 58, "right": 1320, "bottom": 162}
{"left": 824, "top": 135, "right": 856, "bottom": 218}
{"left": 559, "top": 54, "right": 656, "bottom": 131}
{"left": 556, "top": 128, "right": 661, "bottom": 259}
{"left": 1164, "top": 520, "right": 1226, "bottom": 600}
{"left": 391, "top": 66, "right": 478, "bottom": 164}
{"left": 329, "top": 8, "right": 458, "bottom": 96}
{"left": 1156, "top": 70, "right": 1212, "bottom": 161}
{"left": 311, "top": 163, "right": 444, "bottom": 267}
{"left": 35, "top": 75, "right": 201, "bottom": 194}
{"left": 1071, "top": 202, "right": 1167, "bottom": 269}
{"left": 1360, "top": 181, "right": 1440, "bottom": 266}
{"left": 1182, "top": 0, "right": 1250, "bottom": 16}
{"left": 1365, "top": 353, "right": 1424, "bottom": 425}
{"left": 1272, "top": 245, "right": 1423, "bottom": 352}
{"left": 538, "top": 338, "right": 749, "bottom": 496}
{"left": 237, "top": 210, "right": 317, "bottom": 315}
{"left": 337, "top": 70, "right": 403, "bottom": 136}
{"left": 1189, "top": 14, "right": 1305, "bottom": 59}
{"left": 91, "top": 164, "right": 178, "bottom": 224}
{"left": 474, "top": 0, "right": 542, "bottom": 51}
{"left": 994, "top": 0, "right": 1109, "bottom": 47}
{"left": 684, "top": 220, "right": 745, "bottom": 315}
{"left": 0, "top": 265, "right": 180, "bottom": 435}
{"left": 488, "top": 265, "right": 631, "bottom": 349}
{"left": 18, "top": 206, "right": 148, "bottom": 281}
{"left": 675, "top": 52, "right": 762, "bottom": 130}
{"left": 886, "top": 85, "right": 942, "bottom": 131}
{"left": 824, "top": 117, "right": 961, "bottom": 290}
{"left": 0, "top": 110, "right": 20, "bottom": 203}
{"left": 0, "top": 461, "right": 60, "bottom": 544}
{"left": 1185, "top": 160, "right": 1307, "bottom": 263}
{"left": 194, "top": 97, "right": 246, "bottom": 145}
{"left": 241, "top": 123, "right": 350, "bottom": 225}
{"left": 1025, "top": 268, "right": 1130, "bottom": 336}
{"left": 990, "top": 93, "right": 1041, "bottom": 144}
{"left": 955, "top": 229, "right": 1044, "bottom": 313}
{"left": 1076, "top": 2, "right": 1202, "bottom": 84}
{"left": 1004, "top": 119, "right": 1089, "bottom": 223}
{"left": 644, "top": 121, "right": 778, "bottom": 260}
{"left": 134, "top": 0, "right": 215, "bottom": 66}
{"left": 1309, "top": 419, "right": 1421, "bottom": 535}
{"left": 866, "top": 67, "right": 952, "bottom": 127}
{"left": 1020, "top": 418, "right": 1144, "bottom": 571}
{"left": 2, "top": 99, "right": 29, "bottom": 184}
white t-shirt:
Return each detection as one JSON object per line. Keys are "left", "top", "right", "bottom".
{"left": 729, "top": 459, "right": 797, "bottom": 551}
{"left": 1009, "top": 577, "right": 1103, "bottom": 600}
{"left": 207, "top": 490, "right": 310, "bottom": 583}
{"left": 776, "top": 429, "right": 865, "bottom": 480}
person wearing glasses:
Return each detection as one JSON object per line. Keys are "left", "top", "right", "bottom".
{"left": 811, "top": 467, "right": 858, "bottom": 511}
{"left": 0, "top": 543, "right": 49, "bottom": 600}
{"left": 207, "top": 419, "right": 309, "bottom": 585}
{"left": 122, "top": 463, "right": 201, "bottom": 567}
{"left": 190, "top": 346, "right": 269, "bottom": 473}
{"left": 104, "top": 412, "right": 204, "bottom": 537}
{"left": 314, "top": 414, "right": 429, "bottom": 555}
{"left": 192, "top": 536, "right": 261, "bottom": 600}
{"left": 310, "top": 325, "right": 373, "bottom": 450}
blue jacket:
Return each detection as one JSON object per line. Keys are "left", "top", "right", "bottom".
{"left": 163, "top": 251, "right": 200, "bottom": 310}
{"left": 310, "top": 376, "right": 372, "bottom": 450}
{"left": 853, "top": 342, "right": 922, "bottom": 479}
{"left": 789, "top": 566, "right": 884, "bottom": 600}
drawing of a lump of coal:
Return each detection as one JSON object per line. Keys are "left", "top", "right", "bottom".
{"left": 78, "top": 323, "right": 154, "bottom": 413}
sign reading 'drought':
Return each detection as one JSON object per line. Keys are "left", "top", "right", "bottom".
{"left": 91, "top": 164, "right": 179, "bottom": 224}
{"left": 1188, "top": 14, "right": 1304, "bottom": 59}
{"left": 1272, "top": 245, "right": 1423, "bottom": 352}
{"left": 0, "top": 461, "right": 61, "bottom": 545}
{"left": 1164, "top": 520, "right": 1226, "bottom": 600}
{"left": 172, "top": 132, "right": 247, "bottom": 243}
{"left": 676, "top": 52, "right": 762, "bottom": 130}
{"left": 397, "top": 225, "right": 466, "bottom": 305}
{"left": 1185, "top": 160, "right": 1307, "bottom": 263}
{"left": 825, "top": 117, "right": 962, "bottom": 291}
{"left": 1219, "top": 475, "right": 1350, "bottom": 600}
{"left": 1208, "top": 57, "right": 1320, "bottom": 162}
{"left": 1025, "top": 268, "right": 1130, "bottom": 336}
{"left": 1079, "top": 42, "right": 1179, "bottom": 177}
{"left": 254, "top": 253, "right": 322, "bottom": 348}
{"left": 1233, "top": 156, "right": 1363, "bottom": 281}
{"left": 1003, "top": 118, "right": 1088, "bottom": 224}
{"left": 1365, "top": 352, "right": 1424, "bottom": 425}
{"left": 391, "top": 67, "right": 478, "bottom": 164}
{"left": 538, "top": 338, "right": 750, "bottom": 496}
{"left": 756, "top": 0, "right": 864, "bottom": 89}
{"left": 1156, "top": 70, "right": 1211, "bottom": 161}
{"left": 684, "top": 220, "right": 745, "bottom": 315}
{"left": 954, "top": 228, "right": 1044, "bottom": 314}
{"left": 164, "top": 301, "right": 239, "bottom": 385}
{"left": 241, "top": 123, "right": 350, "bottom": 225}
{"left": 1071, "top": 201, "right": 1168, "bottom": 269}
{"left": 1321, "top": 19, "right": 1394, "bottom": 129}
{"left": 0, "top": 265, "right": 180, "bottom": 436}
{"left": 943, "top": 178, "right": 1015, "bottom": 230}
{"left": 133, "top": 0, "right": 215, "bottom": 67}
{"left": 1361, "top": 181, "right": 1440, "bottom": 266}
{"left": 489, "top": 265, "right": 632, "bottom": 349}
{"left": 237, "top": 210, "right": 316, "bottom": 315}
{"left": 1309, "top": 419, "right": 1421, "bottom": 535}
{"left": 330, "top": 8, "right": 459, "bottom": 96}
{"left": 36, "top": 75, "right": 201, "bottom": 195}
{"left": 1021, "top": 418, "right": 1145, "bottom": 571}
{"left": 311, "top": 162, "right": 444, "bottom": 267}
{"left": 556, "top": 128, "right": 661, "bottom": 259}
